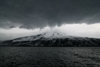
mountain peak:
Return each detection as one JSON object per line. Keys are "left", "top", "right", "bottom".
{"left": 1, "top": 30, "right": 100, "bottom": 47}
{"left": 40, "top": 28, "right": 74, "bottom": 39}
{"left": 12, "top": 30, "right": 74, "bottom": 42}
{"left": 42, "top": 30, "right": 68, "bottom": 38}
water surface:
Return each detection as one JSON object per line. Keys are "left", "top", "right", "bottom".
{"left": 0, "top": 47, "right": 100, "bottom": 67}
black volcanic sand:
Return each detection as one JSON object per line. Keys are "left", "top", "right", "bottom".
{"left": 0, "top": 47, "right": 100, "bottom": 67}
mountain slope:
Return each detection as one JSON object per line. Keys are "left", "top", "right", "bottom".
{"left": 1, "top": 31, "right": 100, "bottom": 47}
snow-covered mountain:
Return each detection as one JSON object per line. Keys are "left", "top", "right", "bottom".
{"left": 12, "top": 31, "right": 73, "bottom": 42}
{"left": 1, "top": 31, "right": 100, "bottom": 47}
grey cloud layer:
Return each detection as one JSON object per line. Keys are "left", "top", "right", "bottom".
{"left": 0, "top": 0, "right": 100, "bottom": 28}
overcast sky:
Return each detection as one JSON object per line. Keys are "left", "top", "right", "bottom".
{"left": 0, "top": 0, "right": 100, "bottom": 40}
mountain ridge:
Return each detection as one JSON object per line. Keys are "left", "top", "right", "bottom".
{"left": 0, "top": 31, "right": 100, "bottom": 47}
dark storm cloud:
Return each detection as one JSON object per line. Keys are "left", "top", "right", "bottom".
{"left": 0, "top": 0, "right": 100, "bottom": 28}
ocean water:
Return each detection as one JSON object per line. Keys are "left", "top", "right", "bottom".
{"left": 0, "top": 47, "right": 100, "bottom": 67}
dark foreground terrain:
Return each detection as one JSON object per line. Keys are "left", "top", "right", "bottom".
{"left": 0, "top": 47, "right": 100, "bottom": 67}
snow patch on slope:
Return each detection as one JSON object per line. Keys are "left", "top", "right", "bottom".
{"left": 12, "top": 29, "right": 87, "bottom": 42}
